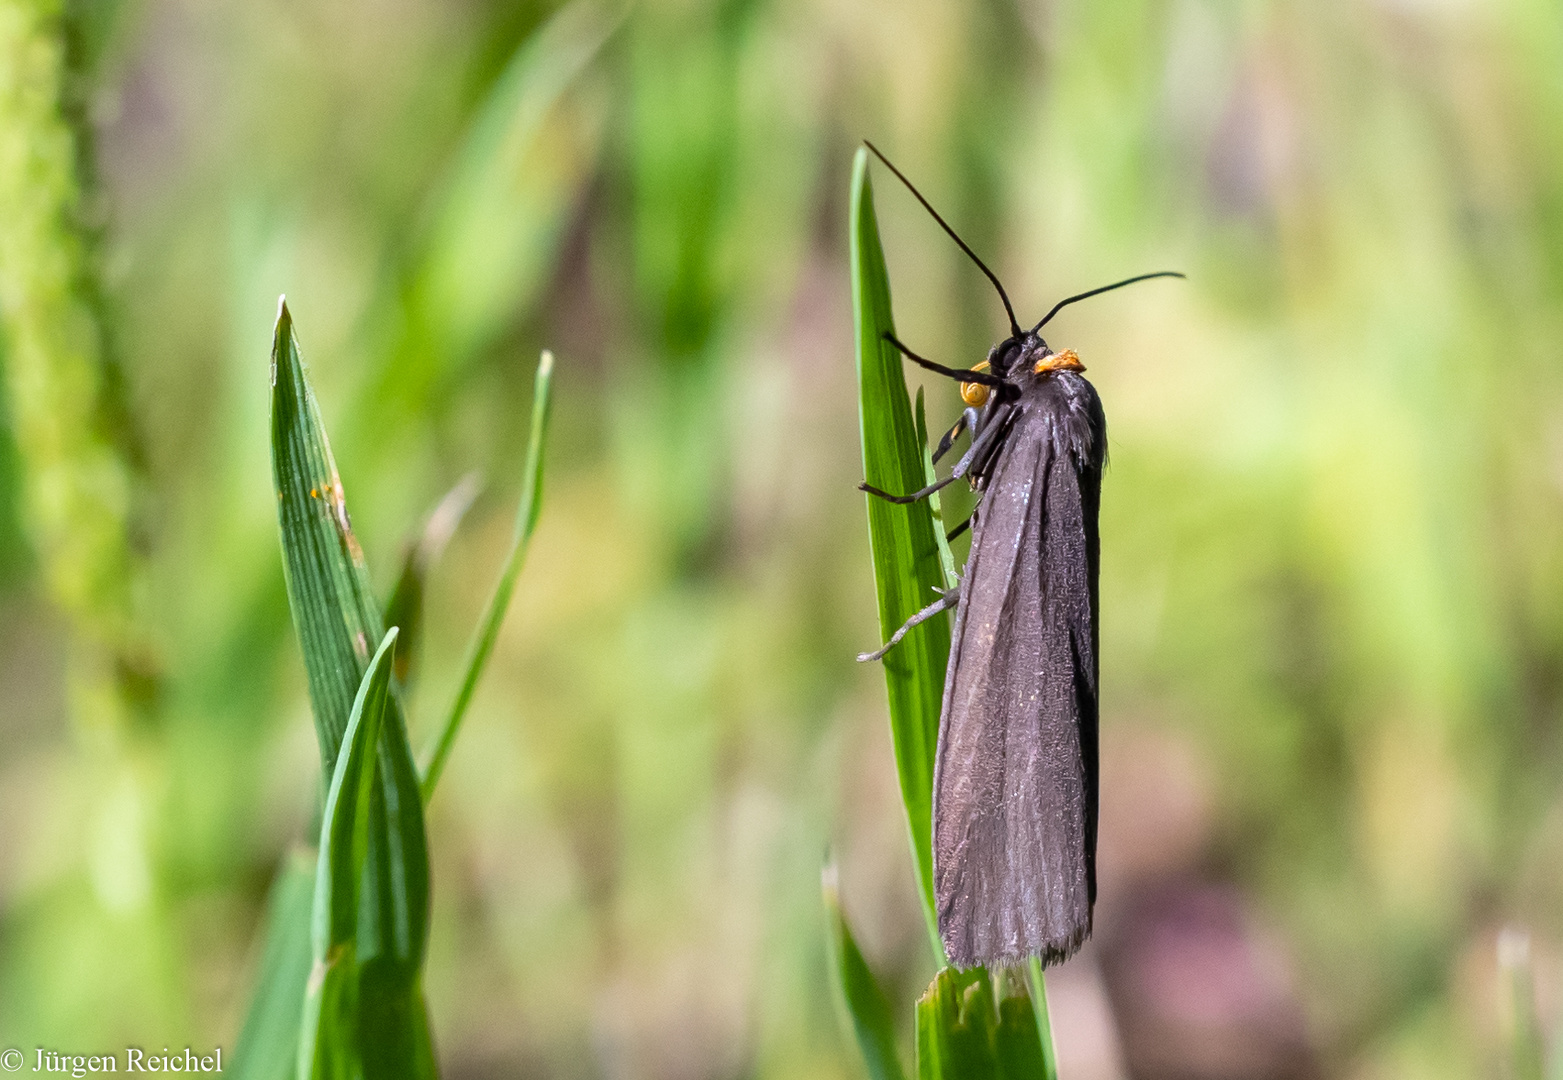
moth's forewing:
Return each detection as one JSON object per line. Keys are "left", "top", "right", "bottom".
{"left": 1072, "top": 381, "right": 1103, "bottom": 907}
{"left": 933, "top": 372, "right": 1104, "bottom": 969}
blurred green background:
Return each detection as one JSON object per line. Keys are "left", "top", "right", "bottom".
{"left": 3, "top": 0, "right": 1563, "bottom": 1076}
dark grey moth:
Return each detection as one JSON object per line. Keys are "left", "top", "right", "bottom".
{"left": 856, "top": 143, "right": 1181, "bottom": 970}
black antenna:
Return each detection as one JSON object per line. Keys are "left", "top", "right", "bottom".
{"left": 1032, "top": 271, "right": 1185, "bottom": 333}
{"left": 864, "top": 141, "right": 1023, "bottom": 340}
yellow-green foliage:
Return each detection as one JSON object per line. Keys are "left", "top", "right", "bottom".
{"left": 0, "top": 0, "right": 141, "bottom": 727}
{"left": 4, "top": 0, "right": 1563, "bottom": 1076}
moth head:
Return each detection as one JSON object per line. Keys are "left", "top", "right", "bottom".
{"left": 995, "top": 332, "right": 1072, "bottom": 377}
{"left": 987, "top": 336, "right": 1026, "bottom": 377}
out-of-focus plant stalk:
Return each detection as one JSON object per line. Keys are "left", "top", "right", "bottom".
{"left": 0, "top": 0, "right": 141, "bottom": 715}
{"left": 0, "top": 0, "right": 156, "bottom": 909}
{"left": 1498, "top": 928, "right": 1545, "bottom": 1080}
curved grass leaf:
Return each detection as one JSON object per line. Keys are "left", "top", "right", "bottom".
{"left": 823, "top": 862, "right": 907, "bottom": 1080}
{"left": 420, "top": 351, "right": 554, "bottom": 801}
{"left": 299, "top": 628, "right": 436, "bottom": 1080}
{"left": 851, "top": 146, "right": 948, "bottom": 959}
{"left": 384, "top": 473, "right": 481, "bottom": 687}
{"left": 230, "top": 849, "right": 317, "bottom": 1080}
{"left": 299, "top": 631, "right": 395, "bottom": 1079}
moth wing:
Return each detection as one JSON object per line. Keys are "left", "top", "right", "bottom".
{"left": 933, "top": 393, "right": 1101, "bottom": 968}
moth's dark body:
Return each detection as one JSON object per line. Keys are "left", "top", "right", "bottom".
{"left": 858, "top": 136, "right": 1175, "bottom": 973}
{"left": 933, "top": 344, "right": 1103, "bottom": 969}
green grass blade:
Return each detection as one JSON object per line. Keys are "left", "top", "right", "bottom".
{"left": 914, "top": 389, "right": 959, "bottom": 592}
{"left": 384, "top": 473, "right": 481, "bottom": 687}
{"left": 420, "top": 350, "right": 555, "bottom": 801}
{"left": 299, "top": 629, "right": 436, "bottom": 1080}
{"left": 915, "top": 967, "right": 1045, "bottom": 1080}
{"left": 271, "top": 306, "right": 434, "bottom": 1075}
{"left": 993, "top": 971, "right": 1048, "bottom": 1080}
{"left": 851, "top": 146, "right": 948, "bottom": 960}
{"left": 271, "top": 298, "right": 390, "bottom": 775}
{"left": 299, "top": 628, "right": 398, "bottom": 1080}
{"left": 823, "top": 863, "right": 908, "bottom": 1080}
{"left": 915, "top": 968, "right": 991, "bottom": 1080}
{"left": 229, "top": 849, "right": 317, "bottom": 1080}
{"left": 1025, "top": 959, "right": 1060, "bottom": 1080}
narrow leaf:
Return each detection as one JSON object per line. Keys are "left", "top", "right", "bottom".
{"left": 993, "top": 971, "right": 1048, "bottom": 1080}
{"left": 271, "top": 298, "right": 384, "bottom": 775}
{"left": 823, "top": 862, "right": 907, "bottom": 1080}
{"left": 420, "top": 350, "right": 555, "bottom": 800}
{"left": 299, "top": 630, "right": 437, "bottom": 1080}
{"left": 914, "top": 389, "right": 959, "bottom": 592}
{"left": 384, "top": 472, "right": 481, "bottom": 686}
{"left": 230, "top": 849, "right": 317, "bottom": 1080}
{"left": 852, "top": 146, "right": 948, "bottom": 959}
{"left": 314, "top": 630, "right": 396, "bottom": 951}
{"left": 1025, "top": 959, "right": 1060, "bottom": 1080}
{"left": 299, "top": 628, "right": 398, "bottom": 1080}
{"left": 271, "top": 304, "right": 434, "bottom": 1076}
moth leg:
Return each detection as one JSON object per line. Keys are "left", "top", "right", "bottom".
{"left": 884, "top": 332, "right": 1010, "bottom": 389}
{"left": 860, "top": 404, "right": 1008, "bottom": 504}
{"left": 933, "top": 407, "right": 980, "bottom": 465}
{"left": 860, "top": 472, "right": 959, "bottom": 505}
{"left": 947, "top": 403, "right": 1012, "bottom": 481}
{"left": 965, "top": 406, "right": 1021, "bottom": 484}
{"left": 857, "top": 588, "right": 960, "bottom": 663}
{"left": 945, "top": 513, "right": 973, "bottom": 543}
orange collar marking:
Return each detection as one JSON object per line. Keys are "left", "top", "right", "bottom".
{"left": 1035, "top": 349, "right": 1083, "bottom": 374}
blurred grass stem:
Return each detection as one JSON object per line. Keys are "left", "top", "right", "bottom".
{"left": 0, "top": 0, "right": 151, "bottom": 736}
{"left": 420, "top": 350, "right": 554, "bottom": 800}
